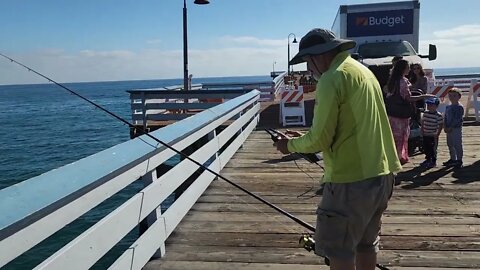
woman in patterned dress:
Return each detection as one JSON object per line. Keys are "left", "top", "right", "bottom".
{"left": 385, "top": 60, "right": 433, "bottom": 164}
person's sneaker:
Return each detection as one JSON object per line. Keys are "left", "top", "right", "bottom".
{"left": 420, "top": 160, "right": 430, "bottom": 167}
{"left": 454, "top": 160, "right": 463, "bottom": 169}
{"left": 425, "top": 161, "right": 436, "bottom": 168}
{"left": 443, "top": 159, "right": 456, "bottom": 166}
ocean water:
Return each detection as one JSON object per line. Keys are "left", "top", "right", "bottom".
{"left": 434, "top": 66, "right": 480, "bottom": 76}
{"left": 0, "top": 75, "right": 270, "bottom": 269}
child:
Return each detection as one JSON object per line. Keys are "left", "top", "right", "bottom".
{"left": 421, "top": 97, "right": 443, "bottom": 168}
{"left": 443, "top": 88, "right": 464, "bottom": 168}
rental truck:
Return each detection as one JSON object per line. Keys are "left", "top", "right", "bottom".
{"left": 332, "top": 0, "right": 437, "bottom": 88}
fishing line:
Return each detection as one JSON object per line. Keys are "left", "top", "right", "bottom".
{"left": 294, "top": 159, "right": 321, "bottom": 199}
{"left": 0, "top": 52, "right": 314, "bottom": 231}
{"left": 265, "top": 128, "right": 324, "bottom": 198}
{"left": 1, "top": 53, "right": 390, "bottom": 270}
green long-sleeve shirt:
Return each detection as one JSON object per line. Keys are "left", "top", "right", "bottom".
{"left": 287, "top": 51, "right": 401, "bottom": 183}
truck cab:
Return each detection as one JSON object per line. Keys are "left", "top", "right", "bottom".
{"left": 353, "top": 40, "right": 437, "bottom": 88}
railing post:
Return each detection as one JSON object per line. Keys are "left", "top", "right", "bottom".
{"left": 139, "top": 169, "right": 165, "bottom": 258}
{"left": 141, "top": 91, "right": 147, "bottom": 131}
{"left": 473, "top": 79, "right": 480, "bottom": 122}
{"left": 207, "top": 130, "right": 220, "bottom": 178}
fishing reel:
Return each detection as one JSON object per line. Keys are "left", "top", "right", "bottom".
{"left": 298, "top": 233, "right": 389, "bottom": 269}
{"left": 299, "top": 233, "right": 315, "bottom": 252}
{"left": 299, "top": 233, "right": 331, "bottom": 266}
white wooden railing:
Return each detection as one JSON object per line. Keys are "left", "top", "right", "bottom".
{"left": 0, "top": 90, "right": 261, "bottom": 269}
{"left": 202, "top": 81, "right": 276, "bottom": 101}
{"left": 272, "top": 71, "right": 287, "bottom": 99}
{"left": 435, "top": 73, "right": 480, "bottom": 91}
{"left": 129, "top": 80, "right": 277, "bottom": 131}
{"left": 129, "top": 89, "right": 253, "bottom": 129}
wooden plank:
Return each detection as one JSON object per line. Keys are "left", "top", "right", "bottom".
{"left": 145, "top": 261, "right": 330, "bottom": 270}
{"left": 202, "top": 187, "right": 480, "bottom": 199}
{"left": 188, "top": 202, "right": 480, "bottom": 215}
{"left": 147, "top": 260, "right": 475, "bottom": 270}
{"left": 194, "top": 194, "right": 472, "bottom": 205}
{"left": 150, "top": 245, "right": 480, "bottom": 268}
{"left": 169, "top": 220, "right": 480, "bottom": 237}
{"left": 163, "top": 231, "right": 480, "bottom": 251}
{"left": 179, "top": 212, "right": 480, "bottom": 225}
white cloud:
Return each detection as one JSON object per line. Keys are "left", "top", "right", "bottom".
{"left": 8, "top": 26, "right": 479, "bottom": 85}
{"left": 79, "top": 50, "right": 136, "bottom": 58}
{"left": 420, "top": 24, "right": 480, "bottom": 68}
{"left": 0, "top": 34, "right": 306, "bottom": 85}
{"left": 219, "top": 36, "right": 285, "bottom": 47}
{"left": 433, "top": 24, "right": 480, "bottom": 39}
{"left": 146, "top": 39, "right": 162, "bottom": 45}
{"left": 462, "top": 35, "right": 480, "bottom": 44}
{"left": 0, "top": 43, "right": 297, "bottom": 85}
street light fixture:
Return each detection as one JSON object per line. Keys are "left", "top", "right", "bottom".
{"left": 287, "top": 33, "right": 297, "bottom": 75}
{"left": 183, "top": 0, "right": 209, "bottom": 98}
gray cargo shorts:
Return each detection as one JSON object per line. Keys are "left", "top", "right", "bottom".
{"left": 314, "top": 173, "right": 394, "bottom": 260}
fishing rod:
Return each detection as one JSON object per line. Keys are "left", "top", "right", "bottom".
{"left": 265, "top": 128, "right": 323, "bottom": 167}
{"left": 1, "top": 53, "right": 389, "bottom": 270}
{"left": 0, "top": 52, "right": 314, "bottom": 230}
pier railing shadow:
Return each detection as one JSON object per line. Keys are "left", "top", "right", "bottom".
{"left": 462, "top": 119, "right": 480, "bottom": 127}
{"left": 262, "top": 154, "right": 303, "bottom": 164}
{"left": 396, "top": 159, "right": 480, "bottom": 189}
{"left": 396, "top": 165, "right": 455, "bottom": 189}
{"left": 451, "top": 160, "right": 480, "bottom": 184}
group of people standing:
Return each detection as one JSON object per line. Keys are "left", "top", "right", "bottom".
{"left": 384, "top": 57, "right": 464, "bottom": 168}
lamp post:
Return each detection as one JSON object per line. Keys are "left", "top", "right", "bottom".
{"left": 183, "top": 0, "right": 209, "bottom": 98}
{"left": 287, "top": 33, "right": 297, "bottom": 75}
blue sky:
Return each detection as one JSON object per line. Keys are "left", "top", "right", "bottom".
{"left": 1, "top": 0, "right": 479, "bottom": 84}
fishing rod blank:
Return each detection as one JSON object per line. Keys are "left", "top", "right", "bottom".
{"left": 0, "top": 53, "right": 314, "bottom": 231}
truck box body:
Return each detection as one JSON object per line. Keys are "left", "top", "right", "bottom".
{"left": 332, "top": 0, "right": 420, "bottom": 52}
{"left": 330, "top": 0, "right": 437, "bottom": 90}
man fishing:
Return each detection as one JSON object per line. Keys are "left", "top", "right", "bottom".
{"left": 274, "top": 28, "right": 401, "bottom": 270}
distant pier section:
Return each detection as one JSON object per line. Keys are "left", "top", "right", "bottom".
{"left": 127, "top": 80, "right": 283, "bottom": 138}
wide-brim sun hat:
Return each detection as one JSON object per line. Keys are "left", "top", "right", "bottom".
{"left": 289, "top": 28, "right": 356, "bottom": 65}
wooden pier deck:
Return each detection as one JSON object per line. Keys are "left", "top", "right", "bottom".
{"left": 145, "top": 95, "right": 480, "bottom": 270}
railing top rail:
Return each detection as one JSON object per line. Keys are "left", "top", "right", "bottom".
{"left": 130, "top": 83, "right": 203, "bottom": 92}
{"left": 127, "top": 89, "right": 254, "bottom": 95}
{"left": 202, "top": 81, "right": 273, "bottom": 87}
{"left": 272, "top": 71, "right": 288, "bottom": 86}
{"left": 435, "top": 73, "right": 480, "bottom": 80}
{"left": 0, "top": 90, "right": 260, "bottom": 241}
